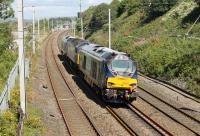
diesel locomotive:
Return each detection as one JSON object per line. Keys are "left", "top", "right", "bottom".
{"left": 60, "top": 36, "right": 138, "bottom": 103}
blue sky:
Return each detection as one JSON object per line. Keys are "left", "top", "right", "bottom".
{"left": 13, "top": 0, "right": 112, "bottom": 19}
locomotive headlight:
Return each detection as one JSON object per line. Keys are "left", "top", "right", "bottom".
{"left": 130, "top": 83, "right": 137, "bottom": 89}
{"left": 107, "top": 82, "right": 115, "bottom": 86}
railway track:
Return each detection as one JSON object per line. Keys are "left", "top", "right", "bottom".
{"left": 139, "top": 73, "right": 200, "bottom": 103}
{"left": 125, "top": 103, "right": 173, "bottom": 136}
{"left": 136, "top": 87, "right": 200, "bottom": 135}
{"left": 45, "top": 32, "right": 102, "bottom": 136}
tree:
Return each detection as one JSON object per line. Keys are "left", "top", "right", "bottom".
{"left": 0, "top": 0, "right": 14, "bottom": 20}
{"left": 89, "top": 3, "right": 109, "bottom": 31}
{"left": 0, "top": 0, "right": 14, "bottom": 54}
{"left": 117, "top": 0, "right": 128, "bottom": 16}
{"left": 196, "top": 0, "right": 200, "bottom": 5}
{"left": 110, "top": 0, "right": 120, "bottom": 19}
{"left": 117, "top": 0, "right": 143, "bottom": 17}
{"left": 146, "top": 0, "right": 177, "bottom": 17}
{"left": 0, "top": 23, "right": 12, "bottom": 54}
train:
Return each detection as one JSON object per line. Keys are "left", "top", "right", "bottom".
{"left": 59, "top": 36, "right": 139, "bottom": 103}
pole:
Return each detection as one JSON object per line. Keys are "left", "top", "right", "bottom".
{"left": 48, "top": 18, "right": 50, "bottom": 30}
{"left": 80, "top": 0, "right": 84, "bottom": 39}
{"left": 109, "top": 9, "right": 111, "bottom": 49}
{"left": 17, "top": 0, "right": 26, "bottom": 115}
{"left": 37, "top": 17, "right": 39, "bottom": 36}
{"left": 73, "top": 21, "right": 76, "bottom": 37}
{"left": 52, "top": 19, "right": 54, "bottom": 31}
{"left": 43, "top": 19, "right": 46, "bottom": 33}
{"left": 32, "top": 6, "right": 36, "bottom": 54}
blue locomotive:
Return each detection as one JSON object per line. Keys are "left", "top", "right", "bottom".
{"left": 60, "top": 36, "right": 138, "bottom": 103}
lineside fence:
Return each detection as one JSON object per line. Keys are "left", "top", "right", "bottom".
{"left": 0, "top": 59, "right": 29, "bottom": 113}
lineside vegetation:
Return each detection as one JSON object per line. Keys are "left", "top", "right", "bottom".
{"left": 78, "top": 0, "right": 200, "bottom": 96}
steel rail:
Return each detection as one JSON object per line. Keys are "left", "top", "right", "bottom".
{"left": 127, "top": 103, "right": 174, "bottom": 136}
{"left": 52, "top": 31, "right": 103, "bottom": 136}
{"left": 138, "top": 86, "right": 200, "bottom": 135}
{"left": 106, "top": 105, "right": 137, "bottom": 136}
{"left": 139, "top": 73, "right": 200, "bottom": 102}
{"left": 45, "top": 33, "right": 72, "bottom": 136}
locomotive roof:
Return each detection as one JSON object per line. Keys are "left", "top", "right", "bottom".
{"left": 80, "top": 43, "right": 127, "bottom": 60}
{"left": 65, "top": 37, "right": 89, "bottom": 47}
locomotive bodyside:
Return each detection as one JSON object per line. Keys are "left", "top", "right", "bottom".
{"left": 60, "top": 36, "right": 138, "bottom": 103}
{"left": 78, "top": 44, "right": 138, "bottom": 103}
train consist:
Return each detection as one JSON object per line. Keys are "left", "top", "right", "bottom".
{"left": 59, "top": 36, "right": 138, "bottom": 103}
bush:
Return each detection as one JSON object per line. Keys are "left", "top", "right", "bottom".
{"left": 0, "top": 111, "right": 18, "bottom": 136}
{"left": 0, "top": 87, "right": 19, "bottom": 136}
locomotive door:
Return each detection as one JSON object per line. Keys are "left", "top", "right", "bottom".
{"left": 91, "top": 61, "right": 97, "bottom": 79}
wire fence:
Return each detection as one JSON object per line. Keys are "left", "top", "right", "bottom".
{"left": 0, "top": 59, "right": 29, "bottom": 113}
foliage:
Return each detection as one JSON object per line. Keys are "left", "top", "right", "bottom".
{"left": 0, "top": 23, "right": 13, "bottom": 54}
{"left": 76, "top": 6, "right": 96, "bottom": 37}
{"left": 0, "top": 111, "right": 18, "bottom": 136}
{"left": 145, "top": 0, "right": 177, "bottom": 18}
{"left": 0, "top": 87, "right": 19, "bottom": 136}
{"left": 196, "top": 0, "right": 200, "bottom": 5}
{"left": 117, "top": 0, "right": 144, "bottom": 16}
{"left": 89, "top": 3, "right": 109, "bottom": 31}
{"left": 0, "top": 51, "right": 17, "bottom": 92}
{"left": 110, "top": 0, "right": 120, "bottom": 19}
{"left": 0, "top": 0, "right": 14, "bottom": 19}
{"left": 23, "top": 108, "right": 44, "bottom": 136}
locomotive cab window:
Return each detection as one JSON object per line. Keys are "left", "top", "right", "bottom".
{"left": 110, "top": 60, "right": 136, "bottom": 73}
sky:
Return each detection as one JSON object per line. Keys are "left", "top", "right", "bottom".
{"left": 12, "top": 0, "right": 112, "bottom": 19}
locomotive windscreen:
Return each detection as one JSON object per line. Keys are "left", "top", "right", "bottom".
{"left": 110, "top": 60, "right": 136, "bottom": 73}
{"left": 108, "top": 55, "right": 137, "bottom": 77}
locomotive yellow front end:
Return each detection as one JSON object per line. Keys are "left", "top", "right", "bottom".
{"left": 104, "top": 54, "right": 138, "bottom": 103}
